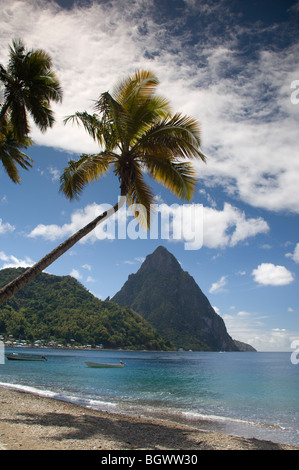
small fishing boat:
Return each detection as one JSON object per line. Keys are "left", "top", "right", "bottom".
{"left": 85, "top": 361, "right": 125, "bottom": 368}
{"left": 6, "top": 353, "right": 47, "bottom": 361}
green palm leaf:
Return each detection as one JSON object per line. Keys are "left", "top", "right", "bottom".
{"left": 0, "top": 121, "right": 33, "bottom": 183}
{"left": 142, "top": 154, "right": 197, "bottom": 201}
{"left": 135, "top": 112, "right": 206, "bottom": 162}
{"left": 60, "top": 152, "right": 116, "bottom": 200}
{"left": 64, "top": 112, "right": 105, "bottom": 146}
{"left": 126, "top": 164, "right": 154, "bottom": 228}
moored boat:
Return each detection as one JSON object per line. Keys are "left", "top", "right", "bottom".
{"left": 6, "top": 353, "right": 47, "bottom": 361}
{"left": 85, "top": 361, "right": 125, "bottom": 368}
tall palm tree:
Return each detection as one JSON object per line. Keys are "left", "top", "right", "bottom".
{"left": 0, "top": 39, "right": 62, "bottom": 181}
{"left": 0, "top": 70, "right": 205, "bottom": 305}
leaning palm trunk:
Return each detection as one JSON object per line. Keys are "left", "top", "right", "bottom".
{"left": 0, "top": 70, "right": 205, "bottom": 306}
{"left": 0, "top": 198, "right": 124, "bottom": 306}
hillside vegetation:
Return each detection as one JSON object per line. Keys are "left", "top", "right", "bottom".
{"left": 0, "top": 268, "right": 170, "bottom": 350}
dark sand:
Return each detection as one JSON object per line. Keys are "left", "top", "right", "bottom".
{"left": 0, "top": 386, "right": 298, "bottom": 451}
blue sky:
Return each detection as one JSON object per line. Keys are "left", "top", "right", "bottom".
{"left": 0, "top": 0, "right": 299, "bottom": 351}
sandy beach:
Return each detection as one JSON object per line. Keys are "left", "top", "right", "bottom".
{"left": 0, "top": 386, "right": 298, "bottom": 451}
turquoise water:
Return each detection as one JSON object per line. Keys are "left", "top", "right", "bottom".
{"left": 1, "top": 349, "right": 299, "bottom": 446}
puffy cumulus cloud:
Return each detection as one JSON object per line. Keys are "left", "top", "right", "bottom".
{"left": 0, "top": 0, "right": 159, "bottom": 154}
{"left": 1, "top": 0, "right": 298, "bottom": 214}
{"left": 27, "top": 200, "right": 269, "bottom": 251}
{"left": 252, "top": 263, "right": 294, "bottom": 286}
{"left": 28, "top": 202, "right": 116, "bottom": 242}
{"left": 201, "top": 203, "right": 269, "bottom": 249}
{"left": 69, "top": 268, "right": 82, "bottom": 280}
{"left": 286, "top": 243, "right": 299, "bottom": 263}
{"left": 0, "top": 251, "right": 33, "bottom": 268}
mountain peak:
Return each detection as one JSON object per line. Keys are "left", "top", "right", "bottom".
{"left": 113, "top": 246, "right": 240, "bottom": 351}
{"left": 140, "top": 245, "right": 181, "bottom": 274}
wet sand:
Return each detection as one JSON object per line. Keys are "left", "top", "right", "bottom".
{"left": 0, "top": 386, "right": 298, "bottom": 451}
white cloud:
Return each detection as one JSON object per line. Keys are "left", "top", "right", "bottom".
{"left": 151, "top": 202, "right": 269, "bottom": 249}
{"left": 237, "top": 311, "right": 251, "bottom": 317}
{"left": 70, "top": 269, "right": 82, "bottom": 280}
{"left": 201, "top": 203, "right": 269, "bottom": 248}
{"left": 252, "top": 263, "right": 294, "bottom": 286}
{"left": 0, "top": 219, "right": 15, "bottom": 234}
{"left": 48, "top": 167, "right": 60, "bottom": 182}
{"left": 209, "top": 275, "right": 228, "bottom": 294}
{"left": 0, "top": 251, "right": 33, "bottom": 268}
{"left": 123, "top": 256, "right": 145, "bottom": 265}
{"left": 28, "top": 200, "right": 269, "bottom": 250}
{"left": 212, "top": 305, "right": 221, "bottom": 315}
{"left": 220, "top": 308, "right": 299, "bottom": 351}
{"left": 1, "top": 0, "right": 298, "bottom": 215}
{"left": 286, "top": 243, "right": 299, "bottom": 263}
{"left": 28, "top": 203, "right": 114, "bottom": 242}
{"left": 237, "top": 270, "right": 246, "bottom": 276}
{"left": 82, "top": 264, "right": 92, "bottom": 271}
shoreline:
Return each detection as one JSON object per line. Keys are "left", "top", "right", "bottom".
{"left": 0, "top": 386, "right": 298, "bottom": 451}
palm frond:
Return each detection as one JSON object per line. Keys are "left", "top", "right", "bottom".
{"left": 113, "top": 70, "right": 159, "bottom": 110}
{"left": 64, "top": 112, "right": 105, "bottom": 146}
{"left": 94, "top": 91, "right": 131, "bottom": 150}
{"left": 9, "top": 100, "right": 30, "bottom": 141}
{"left": 126, "top": 166, "right": 154, "bottom": 229}
{"left": 0, "top": 38, "right": 62, "bottom": 142}
{"left": 26, "top": 98, "right": 55, "bottom": 133}
{"left": 126, "top": 95, "right": 171, "bottom": 145}
{"left": 142, "top": 153, "right": 197, "bottom": 201}
{"left": 26, "top": 50, "right": 63, "bottom": 103}
{"left": 0, "top": 123, "right": 33, "bottom": 183}
{"left": 60, "top": 152, "right": 115, "bottom": 200}
{"left": 136, "top": 112, "right": 206, "bottom": 162}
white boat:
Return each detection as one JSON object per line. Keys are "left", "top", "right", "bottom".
{"left": 6, "top": 353, "right": 47, "bottom": 361}
{"left": 85, "top": 361, "right": 125, "bottom": 368}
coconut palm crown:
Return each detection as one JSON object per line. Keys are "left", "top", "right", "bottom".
{"left": 61, "top": 69, "right": 205, "bottom": 227}
{"left": 0, "top": 39, "right": 62, "bottom": 182}
{"left": 0, "top": 70, "right": 205, "bottom": 306}
{"left": 0, "top": 39, "right": 63, "bottom": 140}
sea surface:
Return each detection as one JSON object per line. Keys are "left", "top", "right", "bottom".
{"left": 0, "top": 348, "right": 299, "bottom": 447}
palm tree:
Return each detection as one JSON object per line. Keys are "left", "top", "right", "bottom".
{"left": 0, "top": 39, "right": 62, "bottom": 181}
{"left": 0, "top": 118, "right": 33, "bottom": 183}
{"left": 0, "top": 70, "right": 205, "bottom": 305}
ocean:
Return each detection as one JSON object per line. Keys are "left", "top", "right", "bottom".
{"left": 0, "top": 348, "right": 298, "bottom": 447}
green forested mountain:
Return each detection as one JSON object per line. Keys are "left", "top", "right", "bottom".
{"left": 0, "top": 268, "right": 170, "bottom": 350}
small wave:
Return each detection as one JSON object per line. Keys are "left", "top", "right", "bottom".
{"left": 181, "top": 410, "right": 285, "bottom": 430}
{"left": 0, "top": 381, "right": 117, "bottom": 411}
{"left": 0, "top": 381, "right": 290, "bottom": 436}
{"left": 0, "top": 381, "right": 58, "bottom": 398}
